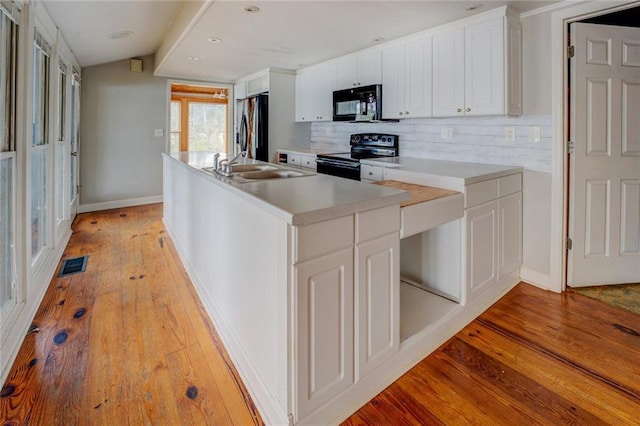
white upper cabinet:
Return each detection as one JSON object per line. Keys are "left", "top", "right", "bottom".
{"left": 295, "top": 62, "right": 337, "bottom": 122}
{"left": 382, "top": 36, "right": 432, "bottom": 119}
{"left": 336, "top": 50, "right": 382, "bottom": 90}
{"left": 433, "top": 15, "right": 522, "bottom": 117}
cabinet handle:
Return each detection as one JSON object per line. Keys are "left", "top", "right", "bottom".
{"left": 405, "top": 111, "right": 409, "bottom": 115}
{"left": 353, "top": 83, "right": 357, "bottom": 87}
{"left": 368, "top": 171, "right": 373, "bottom": 175}
{"left": 456, "top": 108, "right": 462, "bottom": 113}
{"left": 399, "top": 112, "right": 403, "bottom": 116}
{"left": 465, "top": 108, "right": 471, "bottom": 112}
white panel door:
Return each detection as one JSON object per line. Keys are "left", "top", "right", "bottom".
{"left": 295, "top": 247, "right": 354, "bottom": 418}
{"left": 466, "top": 200, "right": 497, "bottom": 299}
{"left": 355, "top": 234, "right": 399, "bottom": 380}
{"left": 568, "top": 23, "right": 640, "bottom": 286}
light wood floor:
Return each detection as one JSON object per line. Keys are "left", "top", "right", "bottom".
{"left": 2, "top": 204, "right": 639, "bottom": 424}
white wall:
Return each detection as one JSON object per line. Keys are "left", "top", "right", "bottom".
{"left": 521, "top": 11, "right": 553, "bottom": 115}
{"left": 79, "top": 55, "right": 168, "bottom": 210}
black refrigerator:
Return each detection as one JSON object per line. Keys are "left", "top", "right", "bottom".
{"left": 235, "top": 94, "right": 269, "bottom": 161}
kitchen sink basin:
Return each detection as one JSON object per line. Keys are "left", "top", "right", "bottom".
{"left": 236, "top": 170, "right": 305, "bottom": 180}
{"left": 230, "top": 164, "right": 278, "bottom": 172}
{"left": 201, "top": 164, "right": 277, "bottom": 174}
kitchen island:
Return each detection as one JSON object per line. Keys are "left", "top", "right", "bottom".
{"left": 163, "top": 152, "right": 522, "bottom": 425}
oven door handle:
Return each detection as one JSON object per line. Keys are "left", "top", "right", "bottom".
{"left": 316, "top": 158, "right": 361, "bottom": 169}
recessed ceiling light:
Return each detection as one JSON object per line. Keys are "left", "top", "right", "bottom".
{"left": 108, "top": 30, "right": 134, "bottom": 40}
{"left": 242, "top": 5, "right": 260, "bottom": 13}
{"left": 187, "top": 56, "right": 200, "bottom": 61}
{"left": 466, "top": 4, "right": 483, "bottom": 11}
{"left": 373, "top": 37, "right": 385, "bottom": 43}
{"left": 207, "top": 36, "right": 222, "bottom": 43}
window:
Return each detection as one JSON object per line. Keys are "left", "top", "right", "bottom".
{"left": 69, "top": 71, "right": 79, "bottom": 207}
{"left": 0, "top": 4, "right": 19, "bottom": 320}
{"left": 31, "top": 30, "right": 51, "bottom": 260}
{"left": 169, "top": 84, "right": 229, "bottom": 153}
{"left": 55, "top": 61, "right": 67, "bottom": 225}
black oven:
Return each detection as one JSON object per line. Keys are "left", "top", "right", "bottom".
{"left": 317, "top": 133, "right": 399, "bottom": 181}
{"left": 333, "top": 85, "right": 382, "bottom": 122}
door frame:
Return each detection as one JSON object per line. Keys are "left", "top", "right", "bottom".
{"left": 164, "top": 79, "right": 234, "bottom": 155}
{"left": 550, "top": 0, "right": 639, "bottom": 293}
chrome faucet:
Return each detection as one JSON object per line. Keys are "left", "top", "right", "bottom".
{"left": 216, "top": 151, "right": 247, "bottom": 176}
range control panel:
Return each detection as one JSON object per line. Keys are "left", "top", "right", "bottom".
{"left": 350, "top": 133, "right": 399, "bottom": 147}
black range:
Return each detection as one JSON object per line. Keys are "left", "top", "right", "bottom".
{"left": 316, "top": 133, "right": 399, "bottom": 181}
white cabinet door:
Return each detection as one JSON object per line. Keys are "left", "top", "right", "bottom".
{"left": 336, "top": 51, "right": 382, "bottom": 89}
{"left": 433, "top": 28, "right": 465, "bottom": 117}
{"left": 295, "top": 247, "right": 354, "bottom": 418}
{"left": 433, "top": 15, "right": 520, "bottom": 117}
{"left": 357, "top": 50, "right": 382, "bottom": 87}
{"left": 498, "top": 192, "right": 522, "bottom": 280}
{"left": 315, "top": 62, "right": 336, "bottom": 121}
{"left": 465, "top": 17, "right": 505, "bottom": 116}
{"left": 466, "top": 200, "right": 497, "bottom": 300}
{"left": 355, "top": 234, "right": 399, "bottom": 379}
{"left": 288, "top": 153, "right": 302, "bottom": 168}
{"left": 300, "top": 154, "right": 317, "bottom": 171}
{"left": 383, "top": 37, "right": 432, "bottom": 119}
{"left": 295, "top": 63, "right": 336, "bottom": 122}
{"left": 295, "top": 70, "right": 313, "bottom": 122}
{"left": 404, "top": 36, "right": 433, "bottom": 118}
{"left": 382, "top": 43, "right": 404, "bottom": 119}
{"left": 336, "top": 56, "right": 358, "bottom": 89}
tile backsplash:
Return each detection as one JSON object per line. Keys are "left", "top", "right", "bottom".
{"left": 310, "top": 115, "right": 552, "bottom": 173}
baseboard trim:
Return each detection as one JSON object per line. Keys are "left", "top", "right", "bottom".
{"left": 520, "top": 266, "right": 553, "bottom": 291}
{"left": 79, "top": 195, "right": 163, "bottom": 213}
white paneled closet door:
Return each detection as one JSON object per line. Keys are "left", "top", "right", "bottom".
{"left": 568, "top": 23, "right": 640, "bottom": 286}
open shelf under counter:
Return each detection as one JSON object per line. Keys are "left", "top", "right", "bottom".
{"left": 400, "top": 281, "right": 461, "bottom": 344}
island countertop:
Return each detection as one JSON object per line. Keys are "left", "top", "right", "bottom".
{"left": 360, "top": 156, "right": 523, "bottom": 190}
{"left": 164, "top": 152, "right": 410, "bottom": 226}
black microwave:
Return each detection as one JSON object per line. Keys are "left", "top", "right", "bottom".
{"left": 333, "top": 84, "right": 382, "bottom": 122}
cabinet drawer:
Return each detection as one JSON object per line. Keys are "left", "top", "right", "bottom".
{"left": 356, "top": 205, "right": 400, "bottom": 243}
{"left": 288, "top": 154, "right": 302, "bottom": 168}
{"left": 294, "top": 215, "right": 354, "bottom": 263}
{"left": 498, "top": 173, "right": 522, "bottom": 198}
{"left": 361, "top": 165, "right": 384, "bottom": 181}
{"left": 300, "top": 155, "right": 317, "bottom": 170}
{"left": 465, "top": 179, "right": 498, "bottom": 208}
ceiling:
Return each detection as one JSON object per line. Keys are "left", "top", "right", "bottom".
{"left": 46, "top": 1, "right": 560, "bottom": 82}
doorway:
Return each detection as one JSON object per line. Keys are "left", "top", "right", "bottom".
{"left": 169, "top": 83, "right": 230, "bottom": 154}
{"left": 551, "top": 2, "right": 640, "bottom": 292}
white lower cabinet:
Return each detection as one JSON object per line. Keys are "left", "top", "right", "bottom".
{"left": 355, "top": 234, "right": 399, "bottom": 379}
{"left": 360, "top": 164, "right": 384, "bottom": 182}
{"left": 498, "top": 192, "right": 522, "bottom": 280}
{"left": 465, "top": 173, "right": 522, "bottom": 302}
{"left": 295, "top": 247, "right": 354, "bottom": 418}
{"left": 466, "top": 200, "right": 498, "bottom": 300}
{"left": 293, "top": 206, "right": 400, "bottom": 421}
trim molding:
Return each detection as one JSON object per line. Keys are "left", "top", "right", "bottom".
{"left": 78, "top": 195, "right": 163, "bottom": 213}
{"left": 520, "top": 266, "right": 551, "bottom": 290}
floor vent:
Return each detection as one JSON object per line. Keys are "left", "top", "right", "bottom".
{"left": 58, "top": 256, "right": 89, "bottom": 277}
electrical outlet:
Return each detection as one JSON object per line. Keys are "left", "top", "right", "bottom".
{"left": 154, "top": 128, "right": 164, "bottom": 137}
{"left": 440, "top": 128, "right": 453, "bottom": 140}
{"left": 504, "top": 126, "right": 516, "bottom": 142}
{"left": 529, "top": 126, "right": 540, "bottom": 143}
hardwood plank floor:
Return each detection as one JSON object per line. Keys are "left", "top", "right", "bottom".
{"left": 2, "top": 204, "right": 639, "bottom": 425}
